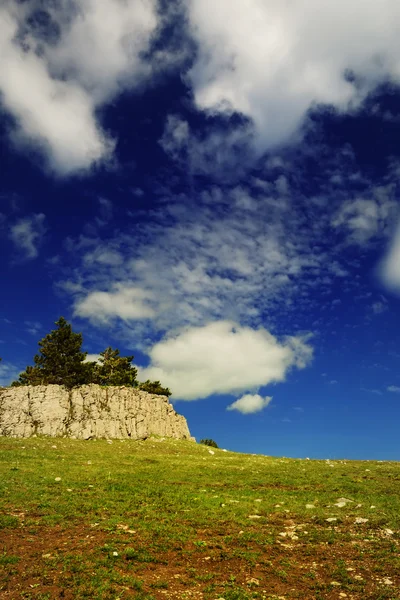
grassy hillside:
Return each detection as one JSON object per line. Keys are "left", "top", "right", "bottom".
{"left": 0, "top": 437, "right": 399, "bottom": 599}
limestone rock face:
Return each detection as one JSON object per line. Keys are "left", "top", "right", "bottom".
{"left": 0, "top": 385, "right": 194, "bottom": 441}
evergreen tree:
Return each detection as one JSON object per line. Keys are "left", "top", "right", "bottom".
{"left": 13, "top": 317, "right": 89, "bottom": 389}
{"left": 138, "top": 379, "right": 171, "bottom": 397}
{"left": 92, "top": 347, "right": 138, "bottom": 386}
{"left": 11, "top": 365, "right": 45, "bottom": 386}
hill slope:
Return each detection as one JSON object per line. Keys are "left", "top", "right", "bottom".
{"left": 0, "top": 437, "right": 399, "bottom": 599}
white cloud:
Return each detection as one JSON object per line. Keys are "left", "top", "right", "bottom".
{"left": 0, "top": 0, "right": 159, "bottom": 174}
{"left": 83, "top": 248, "right": 124, "bottom": 267}
{"left": 65, "top": 181, "right": 332, "bottom": 337}
{"left": 186, "top": 0, "right": 400, "bottom": 153}
{"left": 25, "top": 321, "right": 41, "bottom": 335}
{"left": 387, "top": 385, "right": 400, "bottom": 393}
{"left": 371, "top": 301, "right": 388, "bottom": 315}
{"left": 62, "top": 171, "right": 398, "bottom": 344}
{"left": 160, "top": 114, "right": 254, "bottom": 178}
{"left": 331, "top": 195, "right": 396, "bottom": 246}
{"left": 9, "top": 213, "right": 46, "bottom": 260}
{"left": 74, "top": 283, "right": 154, "bottom": 323}
{"left": 227, "top": 393, "right": 272, "bottom": 414}
{"left": 85, "top": 354, "right": 101, "bottom": 364}
{"left": 139, "top": 321, "right": 313, "bottom": 400}
{"left": 379, "top": 221, "right": 400, "bottom": 294}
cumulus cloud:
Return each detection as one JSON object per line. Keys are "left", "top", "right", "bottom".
{"left": 9, "top": 213, "right": 46, "bottom": 260}
{"left": 226, "top": 393, "right": 272, "bottom": 414}
{"left": 138, "top": 321, "right": 313, "bottom": 400}
{"left": 185, "top": 0, "right": 400, "bottom": 153}
{"left": 0, "top": 0, "right": 159, "bottom": 174}
{"left": 74, "top": 283, "right": 154, "bottom": 323}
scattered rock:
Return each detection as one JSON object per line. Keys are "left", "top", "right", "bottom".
{"left": 355, "top": 517, "right": 369, "bottom": 524}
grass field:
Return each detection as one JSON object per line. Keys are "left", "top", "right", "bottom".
{"left": 0, "top": 436, "right": 399, "bottom": 600}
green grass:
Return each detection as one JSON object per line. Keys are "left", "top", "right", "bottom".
{"left": 0, "top": 436, "right": 399, "bottom": 599}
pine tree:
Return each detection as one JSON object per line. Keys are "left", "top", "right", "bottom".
{"left": 11, "top": 365, "right": 45, "bottom": 386}
{"left": 13, "top": 317, "right": 89, "bottom": 389}
{"left": 92, "top": 347, "right": 138, "bottom": 386}
{"left": 138, "top": 379, "right": 171, "bottom": 397}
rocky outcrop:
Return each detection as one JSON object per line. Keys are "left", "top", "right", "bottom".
{"left": 0, "top": 385, "right": 194, "bottom": 441}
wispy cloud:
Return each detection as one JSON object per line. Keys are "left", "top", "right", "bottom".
{"left": 24, "top": 321, "right": 42, "bottom": 336}
{"left": 9, "top": 214, "right": 46, "bottom": 261}
{"left": 379, "top": 221, "right": 400, "bottom": 294}
{"left": 58, "top": 157, "right": 400, "bottom": 355}
{"left": 0, "top": 360, "right": 20, "bottom": 387}
{"left": 387, "top": 385, "right": 400, "bottom": 393}
{"left": 361, "top": 388, "right": 383, "bottom": 395}
{"left": 371, "top": 300, "right": 388, "bottom": 315}
{"left": 331, "top": 195, "right": 396, "bottom": 247}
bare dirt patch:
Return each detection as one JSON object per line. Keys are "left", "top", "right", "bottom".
{"left": 1, "top": 521, "right": 399, "bottom": 599}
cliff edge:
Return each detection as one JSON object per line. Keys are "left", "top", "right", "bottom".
{"left": 0, "top": 385, "right": 194, "bottom": 441}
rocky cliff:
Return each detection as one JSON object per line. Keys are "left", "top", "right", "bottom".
{"left": 0, "top": 385, "right": 193, "bottom": 441}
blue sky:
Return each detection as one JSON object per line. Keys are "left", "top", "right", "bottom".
{"left": 1, "top": 0, "right": 400, "bottom": 460}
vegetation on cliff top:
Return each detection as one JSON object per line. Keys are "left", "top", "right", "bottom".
{"left": 10, "top": 317, "right": 171, "bottom": 395}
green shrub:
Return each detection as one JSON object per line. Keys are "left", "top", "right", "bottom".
{"left": 199, "top": 438, "right": 219, "bottom": 448}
